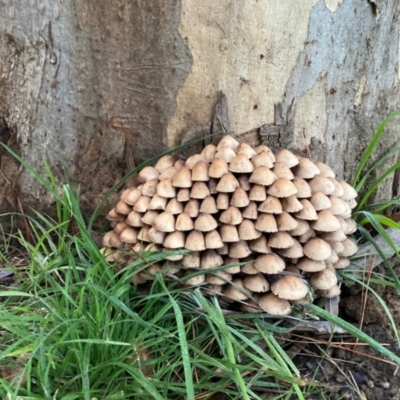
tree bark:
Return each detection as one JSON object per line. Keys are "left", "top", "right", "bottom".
{"left": 0, "top": 0, "right": 399, "bottom": 215}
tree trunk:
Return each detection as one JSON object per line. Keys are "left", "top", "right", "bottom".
{"left": 1, "top": 0, "right": 399, "bottom": 215}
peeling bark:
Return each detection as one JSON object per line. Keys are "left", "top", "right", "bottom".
{"left": 0, "top": 0, "right": 399, "bottom": 215}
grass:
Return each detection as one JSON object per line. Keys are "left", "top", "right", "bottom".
{"left": 1, "top": 112, "right": 400, "bottom": 398}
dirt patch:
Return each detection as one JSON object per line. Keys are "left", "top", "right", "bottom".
{"left": 288, "top": 262, "right": 400, "bottom": 400}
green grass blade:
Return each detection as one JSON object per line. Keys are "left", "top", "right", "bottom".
{"left": 354, "top": 145, "right": 400, "bottom": 193}
{"left": 307, "top": 304, "right": 400, "bottom": 365}
{"left": 167, "top": 295, "right": 195, "bottom": 400}
{"left": 357, "top": 224, "right": 400, "bottom": 293}
{"left": 352, "top": 108, "right": 400, "bottom": 187}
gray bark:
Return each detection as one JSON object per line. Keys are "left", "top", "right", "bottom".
{"left": 0, "top": 0, "right": 399, "bottom": 215}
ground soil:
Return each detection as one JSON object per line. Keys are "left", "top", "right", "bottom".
{"left": 288, "top": 262, "right": 400, "bottom": 400}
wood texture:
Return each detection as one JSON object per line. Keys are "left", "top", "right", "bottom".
{"left": 0, "top": 0, "right": 399, "bottom": 213}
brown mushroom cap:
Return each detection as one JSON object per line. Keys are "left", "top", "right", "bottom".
{"left": 141, "top": 210, "right": 160, "bottom": 225}
{"left": 126, "top": 210, "right": 144, "bottom": 227}
{"left": 319, "top": 229, "right": 347, "bottom": 242}
{"left": 297, "top": 257, "right": 326, "bottom": 272}
{"left": 147, "top": 227, "right": 166, "bottom": 244}
{"left": 334, "top": 258, "right": 351, "bottom": 269}
{"left": 238, "top": 174, "right": 251, "bottom": 191}
{"left": 274, "top": 149, "right": 299, "bottom": 168}
{"left": 154, "top": 155, "right": 175, "bottom": 173}
{"left": 310, "top": 191, "right": 332, "bottom": 211}
{"left": 238, "top": 219, "right": 262, "bottom": 240}
{"left": 115, "top": 200, "right": 132, "bottom": 215}
{"left": 308, "top": 175, "right": 336, "bottom": 195}
{"left": 292, "top": 158, "right": 321, "bottom": 179}
{"left": 191, "top": 161, "right": 210, "bottom": 182}
{"left": 159, "top": 166, "right": 178, "bottom": 180}
{"left": 194, "top": 213, "right": 218, "bottom": 232}
{"left": 182, "top": 252, "right": 201, "bottom": 268}
{"left": 185, "top": 230, "right": 206, "bottom": 251}
{"left": 258, "top": 196, "right": 283, "bottom": 214}
{"left": 303, "top": 238, "right": 332, "bottom": 261}
{"left": 125, "top": 188, "right": 143, "bottom": 206}
{"left": 220, "top": 206, "right": 243, "bottom": 225}
{"left": 216, "top": 192, "right": 230, "bottom": 210}
{"left": 254, "top": 253, "right": 285, "bottom": 274}
{"left": 172, "top": 167, "right": 192, "bottom": 188}
{"left": 138, "top": 166, "right": 159, "bottom": 183}
{"left": 209, "top": 158, "right": 229, "bottom": 178}
{"left": 337, "top": 238, "right": 358, "bottom": 257}
{"left": 216, "top": 135, "right": 240, "bottom": 151}
{"left": 141, "top": 179, "right": 159, "bottom": 197}
{"left": 157, "top": 179, "right": 177, "bottom": 198}
{"left": 236, "top": 142, "right": 258, "bottom": 158}
{"left": 310, "top": 210, "right": 341, "bottom": 232}
{"left": 216, "top": 173, "right": 240, "bottom": 192}
{"left": 295, "top": 199, "right": 318, "bottom": 220}
{"left": 297, "top": 228, "right": 316, "bottom": 243}
{"left": 229, "top": 154, "right": 255, "bottom": 173}
{"left": 175, "top": 213, "right": 194, "bottom": 231}
{"left": 241, "top": 259, "right": 259, "bottom": 275}
{"left": 249, "top": 236, "right": 271, "bottom": 253}
{"left": 243, "top": 274, "right": 270, "bottom": 293}
{"left": 267, "top": 178, "right": 297, "bottom": 198}
{"left": 164, "top": 230, "right": 185, "bottom": 249}
{"left": 190, "top": 182, "right": 210, "bottom": 199}
{"left": 242, "top": 202, "right": 258, "bottom": 219}
{"left": 205, "top": 230, "right": 224, "bottom": 249}
{"left": 183, "top": 270, "right": 205, "bottom": 286}
{"left": 206, "top": 271, "right": 232, "bottom": 285}
{"left": 249, "top": 184, "right": 267, "bottom": 201}
{"left": 268, "top": 231, "right": 294, "bottom": 249}
{"left": 134, "top": 196, "right": 152, "bottom": 213}
{"left": 120, "top": 227, "right": 138, "bottom": 244}
{"left": 215, "top": 147, "right": 237, "bottom": 163}
{"left": 219, "top": 224, "right": 240, "bottom": 242}
{"left": 309, "top": 269, "right": 338, "bottom": 290}
{"left": 165, "top": 198, "right": 184, "bottom": 215}
{"left": 255, "top": 145, "right": 275, "bottom": 161}
{"left": 343, "top": 218, "right": 357, "bottom": 235}
{"left": 223, "top": 257, "right": 241, "bottom": 274}
{"left": 292, "top": 177, "right": 312, "bottom": 198}
{"left": 276, "top": 212, "right": 299, "bottom": 231}
{"left": 230, "top": 187, "right": 250, "bottom": 208}
{"left": 251, "top": 152, "right": 275, "bottom": 168}
{"left": 314, "top": 161, "right": 336, "bottom": 178}
{"left": 228, "top": 240, "right": 252, "bottom": 258}
{"left": 199, "top": 196, "right": 218, "bottom": 214}
{"left": 280, "top": 195, "right": 304, "bottom": 213}
{"left": 200, "top": 249, "right": 224, "bottom": 269}
{"left": 249, "top": 166, "right": 277, "bottom": 186}
{"left": 271, "top": 276, "right": 308, "bottom": 300}
{"left": 148, "top": 194, "right": 168, "bottom": 211}
{"left": 328, "top": 196, "right": 350, "bottom": 216}
{"left": 255, "top": 213, "right": 278, "bottom": 233}
{"left": 152, "top": 211, "right": 176, "bottom": 232}
{"left": 113, "top": 221, "right": 129, "bottom": 235}
{"left": 288, "top": 218, "right": 310, "bottom": 236}
{"left": 315, "top": 285, "right": 341, "bottom": 298}
{"left": 272, "top": 161, "right": 294, "bottom": 180}
{"left": 184, "top": 199, "right": 200, "bottom": 218}
{"left": 185, "top": 154, "right": 206, "bottom": 169}
{"left": 328, "top": 177, "right": 345, "bottom": 197}
{"left": 277, "top": 239, "right": 304, "bottom": 259}
{"left": 200, "top": 144, "right": 217, "bottom": 162}
{"left": 338, "top": 180, "right": 358, "bottom": 200}
{"left": 223, "top": 278, "right": 250, "bottom": 301}
{"left": 258, "top": 292, "right": 292, "bottom": 315}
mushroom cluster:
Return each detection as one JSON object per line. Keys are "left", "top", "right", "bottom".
{"left": 101, "top": 135, "right": 358, "bottom": 315}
